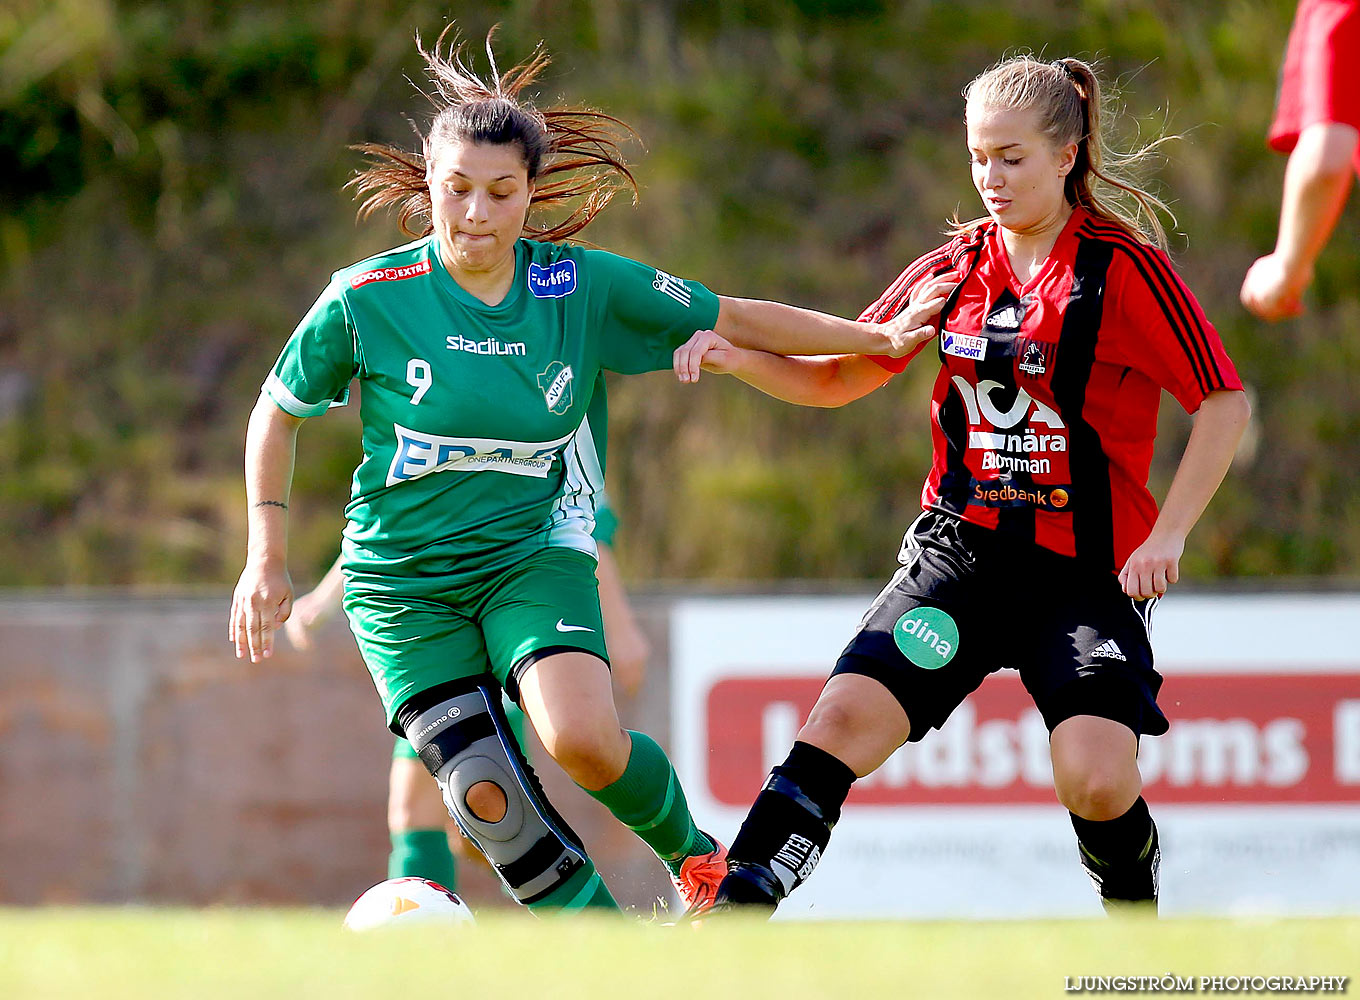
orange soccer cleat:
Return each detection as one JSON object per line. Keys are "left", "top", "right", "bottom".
{"left": 670, "top": 836, "right": 729, "bottom": 916}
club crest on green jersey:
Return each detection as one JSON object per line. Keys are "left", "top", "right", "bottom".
{"left": 538, "top": 361, "right": 574, "bottom": 414}
{"left": 893, "top": 606, "right": 959, "bottom": 669}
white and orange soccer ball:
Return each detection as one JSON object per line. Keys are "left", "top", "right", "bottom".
{"left": 342, "top": 877, "right": 476, "bottom": 931}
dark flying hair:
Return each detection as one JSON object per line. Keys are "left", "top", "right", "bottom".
{"left": 347, "top": 25, "right": 638, "bottom": 242}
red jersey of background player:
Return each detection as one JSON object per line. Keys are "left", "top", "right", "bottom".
{"left": 1268, "top": 0, "right": 1360, "bottom": 175}
{"left": 867, "top": 207, "right": 1243, "bottom": 573}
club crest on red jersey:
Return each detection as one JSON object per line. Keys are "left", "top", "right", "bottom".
{"left": 1018, "top": 340, "right": 1048, "bottom": 376}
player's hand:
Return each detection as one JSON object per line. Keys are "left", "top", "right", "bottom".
{"left": 872, "top": 272, "right": 959, "bottom": 357}
{"left": 283, "top": 587, "right": 336, "bottom": 651}
{"left": 905, "top": 272, "right": 960, "bottom": 327}
{"left": 1240, "top": 253, "right": 1308, "bottom": 322}
{"left": 1118, "top": 531, "right": 1184, "bottom": 599}
{"left": 608, "top": 625, "right": 650, "bottom": 699}
{"left": 230, "top": 559, "right": 293, "bottom": 662}
{"left": 674, "top": 329, "right": 746, "bottom": 383}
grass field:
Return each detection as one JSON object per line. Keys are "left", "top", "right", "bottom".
{"left": 0, "top": 909, "right": 1356, "bottom": 999}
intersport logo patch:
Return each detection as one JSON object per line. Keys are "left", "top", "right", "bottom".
{"left": 941, "top": 330, "right": 988, "bottom": 361}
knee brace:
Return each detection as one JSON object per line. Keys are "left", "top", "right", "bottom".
{"left": 405, "top": 680, "right": 587, "bottom": 905}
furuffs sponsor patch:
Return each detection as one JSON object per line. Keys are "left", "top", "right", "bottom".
{"left": 528, "top": 260, "right": 577, "bottom": 298}
{"left": 941, "top": 330, "right": 988, "bottom": 361}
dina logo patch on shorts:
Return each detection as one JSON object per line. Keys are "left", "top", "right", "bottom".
{"left": 893, "top": 607, "right": 959, "bottom": 669}
{"left": 537, "top": 361, "right": 574, "bottom": 414}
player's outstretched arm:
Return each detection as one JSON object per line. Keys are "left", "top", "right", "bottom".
{"left": 230, "top": 396, "right": 305, "bottom": 662}
{"left": 594, "top": 542, "right": 649, "bottom": 698}
{"left": 284, "top": 553, "right": 345, "bottom": 651}
{"left": 1241, "top": 122, "right": 1359, "bottom": 321}
{"left": 713, "top": 274, "right": 957, "bottom": 359}
{"left": 674, "top": 331, "right": 892, "bottom": 407}
{"left": 1118, "top": 389, "right": 1252, "bottom": 599}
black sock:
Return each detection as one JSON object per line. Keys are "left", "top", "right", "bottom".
{"left": 1070, "top": 796, "right": 1155, "bottom": 866}
{"left": 1071, "top": 797, "right": 1160, "bottom": 906}
{"left": 727, "top": 741, "right": 857, "bottom": 898}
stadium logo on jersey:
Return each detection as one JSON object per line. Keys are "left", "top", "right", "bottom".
{"left": 1017, "top": 341, "right": 1047, "bottom": 376}
{"left": 537, "top": 361, "right": 574, "bottom": 414}
{"left": 386, "top": 424, "right": 571, "bottom": 486}
{"left": 941, "top": 330, "right": 988, "bottom": 361}
{"left": 349, "top": 259, "right": 433, "bottom": 289}
{"left": 893, "top": 607, "right": 959, "bottom": 669}
{"left": 446, "top": 335, "right": 527, "bottom": 356}
{"left": 652, "top": 269, "right": 692, "bottom": 307}
{"left": 528, "top": 260, "right": 578, "bottom": 298}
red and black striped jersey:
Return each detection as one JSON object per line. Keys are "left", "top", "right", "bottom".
{"left": 865, "top": 208, "right": 1243, "bottom": 572}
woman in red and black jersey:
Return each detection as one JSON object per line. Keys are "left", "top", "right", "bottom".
{"left": 674, "top": 55, "right": 1251, "bottom": 915}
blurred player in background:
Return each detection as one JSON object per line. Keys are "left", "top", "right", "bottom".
{"left": 229, "top": 27, "right": 936, "bottom": 915}
{"left": 1241, "top": 0, "right": 1359, "bottom": 321}
{"left": 676, "top": 55, "right": 1250, "bottom": 916}
{"left": 285, "top": 495, "right": 649, "bottom": 898}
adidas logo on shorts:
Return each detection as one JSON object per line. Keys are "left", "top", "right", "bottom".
{"left": 1091, "top": 639, "right": 1127, "bottom": 662}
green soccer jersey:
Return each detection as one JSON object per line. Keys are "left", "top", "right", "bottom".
{"left": 264, "top": 236, "right": 718, "bottom": 579}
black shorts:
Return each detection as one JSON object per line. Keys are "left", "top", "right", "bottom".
{"left": 832, "top": 510, "right": 1168, "bottom": 742}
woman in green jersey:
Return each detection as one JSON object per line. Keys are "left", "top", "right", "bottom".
{"left": 285, "top": 495, "right": 649, "bottom": 906}
{"left": 229, "top": 28, "right": 942, "bottom": 916}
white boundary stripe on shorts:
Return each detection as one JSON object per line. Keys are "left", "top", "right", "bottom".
{"left": 895, "top": 509, "right": 932, "bottom": 562}
{"left": 1131, "top": 594, "right": 1159, "bottom": 640}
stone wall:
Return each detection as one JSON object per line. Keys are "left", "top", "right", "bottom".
{"left": 0, "top": 595, "right": 675, "bottom": 914}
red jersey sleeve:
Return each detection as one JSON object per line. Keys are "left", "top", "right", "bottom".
{"left": 1107, "top": 243, "right": 1244, "bottom": 412}
{"left": 1268, "top": 0, "right": 1360, "bottom": 165}
{"left": 862, "top": 239, "right": 966, "bottom": 374}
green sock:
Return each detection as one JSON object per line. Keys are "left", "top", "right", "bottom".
{"left": 388, "top": 828, "right": 458, "bottom": 891}
{"left": 585, "top": 731, "right": 715, "bottom": 876}
{"left": 522, "top": 860, "right": 620, "bottom": 914}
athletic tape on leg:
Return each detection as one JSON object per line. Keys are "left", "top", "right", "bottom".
{"left": 406, "top": 683, "right": 586, "bottom": 904}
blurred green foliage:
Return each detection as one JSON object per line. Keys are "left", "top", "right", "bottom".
{"left": 0, "top": 0, "right": 1355, "bottom": 586}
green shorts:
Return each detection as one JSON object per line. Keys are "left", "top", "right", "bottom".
{"left": 345, "top": 546, "right": 608, "bottom": 732}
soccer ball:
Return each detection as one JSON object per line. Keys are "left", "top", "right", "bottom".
{"left": 342, "top": 877, "right": 476, "bottom": 931}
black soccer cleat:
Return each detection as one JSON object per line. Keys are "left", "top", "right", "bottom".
{"left": 688, "top": 862, "right": 784, "bottom": 920}
{"left": 1079, "top": 825, "right": 1160, "bottom": 915}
